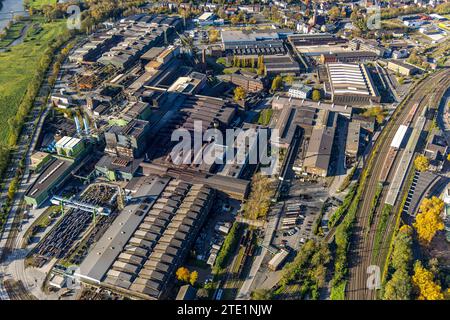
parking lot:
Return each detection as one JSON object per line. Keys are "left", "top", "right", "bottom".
{"left": 272, "top": 180, "right": 328, "bottom": 251}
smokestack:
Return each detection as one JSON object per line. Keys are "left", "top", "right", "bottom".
{"left": 83, "top": 117, "right": 90, "bottom": 135}
{"left": 74, "top": 116, "right": 82, "bottom": 135}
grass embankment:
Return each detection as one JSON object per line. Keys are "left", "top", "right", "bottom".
{"left": 25, "top": 0, "right": 57, "bottom": 10}
{"left": 0, "top": 18, "right": 71, "bottom": 226}
{"left": 337, "top": 165, "right": 356, "bottom": 192}
{"left": 0, "top": 18, "right": 66, "bottom": 141}
{"left": 367, "top": 183, "right": 384, "bottom": 231}
{"left": 257, "top": 109, "right": 273, "bottom": 126}
{"left": 272, "top": 240, "right": 330, "bottom": 300}
{"left": 328, "top": 183, "right": 358, "bottom": 228}
{"left": 213, "top": 222, "right": 242, "bottom": 275}
{"left": 372, "top": 204, "right": 393, "bottom": 264}
{"left": 329, "top": 141, "right": 379, "bottom": 299}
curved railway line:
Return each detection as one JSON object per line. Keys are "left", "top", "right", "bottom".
{"left": 3, "top": 280, "right": 36, "bottom": 300}
{"left": 346, "top": 70, "right": 450, "bottom": 300}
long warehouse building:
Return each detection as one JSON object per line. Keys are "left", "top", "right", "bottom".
{"left": 325, "top": 63, "right": 381, "bottom": 105}
{"left": 77, "top": 175, "right": 214, "bottom": 299}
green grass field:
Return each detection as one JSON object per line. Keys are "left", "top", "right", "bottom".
{"left": 26, "top": 0, "right": 58, "bottom": 10}
{"left": 0, "top": 18, "right": 66, "bottom": 142}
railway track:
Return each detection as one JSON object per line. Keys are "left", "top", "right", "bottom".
{"left": 3, "top": 280, "right": 37, "bottom": 300}
{"left": 346, "top": 70, "right": 450, "bottom": 300}
{"left": 372, "top": 74, "right": 450, "bottom": 288}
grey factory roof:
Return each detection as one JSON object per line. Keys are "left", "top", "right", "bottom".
{"left": 272, "top": 96, "right": 353, "bottom": 116}
{"left": 288, "top": 33, "right": 347, "bottom": 47}
{"left": 120, "top": 119, "right": 149, "bottom": 139}
{"left": 141, "top": 46, "right": 166, "bottom": 61}
{"left": 388, "top": 59, "right": 418, "bottom": 71}
{"left": 221, "top": 30, "right": 281, "bottom": 43}
{"left": 139, "top": 162, "right": 250, "bottom": 200}
{"left": 78, "top": 175, "right": 214, "bottom": 299}
{"left": 77, "top": 176, "right": 171, "bottom": 283}
{"left": 346, "top": 121, "right": 361, "bottom": 156}
{"left": 95, "top": 155, "right": 143, "bottom": 174}
{"left": 327, "top": 63, "right": 377, "bottom": 97}
{"left": 303, "top": 126, "right": 336, "bottom": 174}
{"left": 25, "top": 158, "right": 73, "bottom": 200}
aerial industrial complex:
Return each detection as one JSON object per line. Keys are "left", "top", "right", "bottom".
{"left": 0, "top": 0, "right": 449, "bottom": 305}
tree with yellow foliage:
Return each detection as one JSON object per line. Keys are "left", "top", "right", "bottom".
{"left": 189, "top": 271, "right": 198, "bottom": 286}
{"left": 362, "top": 106, "right": 386, "bottom": 124}
{"left": 176, "top": 267, "right": 191, "bottom": 283}
{"left": 412, "top": 261, "right": 444, "bottom": 300}
{"left": 243, "top": 173, "right": 273, "bottom": 220}
{"left": 447, "top": 153, "right": 450, "bottom": 162}
{"left": 399, "top": 224, "right": 413, "bottom": 236}
{"left": 208, "top": 28, "right": 219, "bottom": 43}
{"left": 413, "top": 196, "right": 445, "bottom": 244}
{"left": 312, "top": 89, "right": 321, "bottom": 102}
{"left": 233, "top": 86, "right": 247, "bottom": 101}
{"left": 414, "top": 155, "right": 429, "bottom": 172}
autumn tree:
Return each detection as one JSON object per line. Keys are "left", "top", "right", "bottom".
{"left": 383, "top": 224, "right": 413, "bottom": 300}
{"left": 234, "top": 86, "right": 247, "bottom": 101}
{"left": 176, "top": 267, "right": 191, "bottom": 283}
{"left": 271, "top": 75, "right": 283, "bottom": 92}
{"left": 251, "top": 289, "right": 272, "bottom": 300}
{"left": 328, "top": 7, "right": 341, "bottom": 21}
{"left": 190, "top": 270, "right": 198, "bottom": 286}
{"left": 362, "top": 106, "right": 386, "bottom": 124}
{"left": 243, "top": 173, "right": 273, "bottom": 220}
{"left": 283, "top": 75, "right": 295, "bottom": 85}
{"left": 216, "top": 8, "right": 227, "bottom": 19}
{"left": 312, "top": 89, "right": 321, "bottom": 101}
{"left": 413, "top": 196, "right": 445, "bottom": 244}
{"left": 414, "top": 155, "right": 429, "bottom": 172}
{"left": 383, "top": 269, "right": 412, "bottom": 300}
{"left": 208, "top": 28, "right": 219, "bottom": 43}
{"left": 257, "top": 55, "right": 265, "bottom": 76}
{"left": 391, "top": 228, "right": 413, "bottom": 271}
{"left": 412, "top": 261, "right": 444, "bottom": 300}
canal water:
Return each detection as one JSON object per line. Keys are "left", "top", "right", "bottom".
{"left": 0, "top": 0, "right": 25, "bottom": 32}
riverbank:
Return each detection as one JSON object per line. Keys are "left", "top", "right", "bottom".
{"left": 0, "top": 17, "right": 67, "bottom": 139}
{"left": 0, "top": 0, "right": 25, "bottom": 32}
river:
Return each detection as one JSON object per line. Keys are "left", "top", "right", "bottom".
{"left": 0, "top": 0, "right": 25, "bottom": 32}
